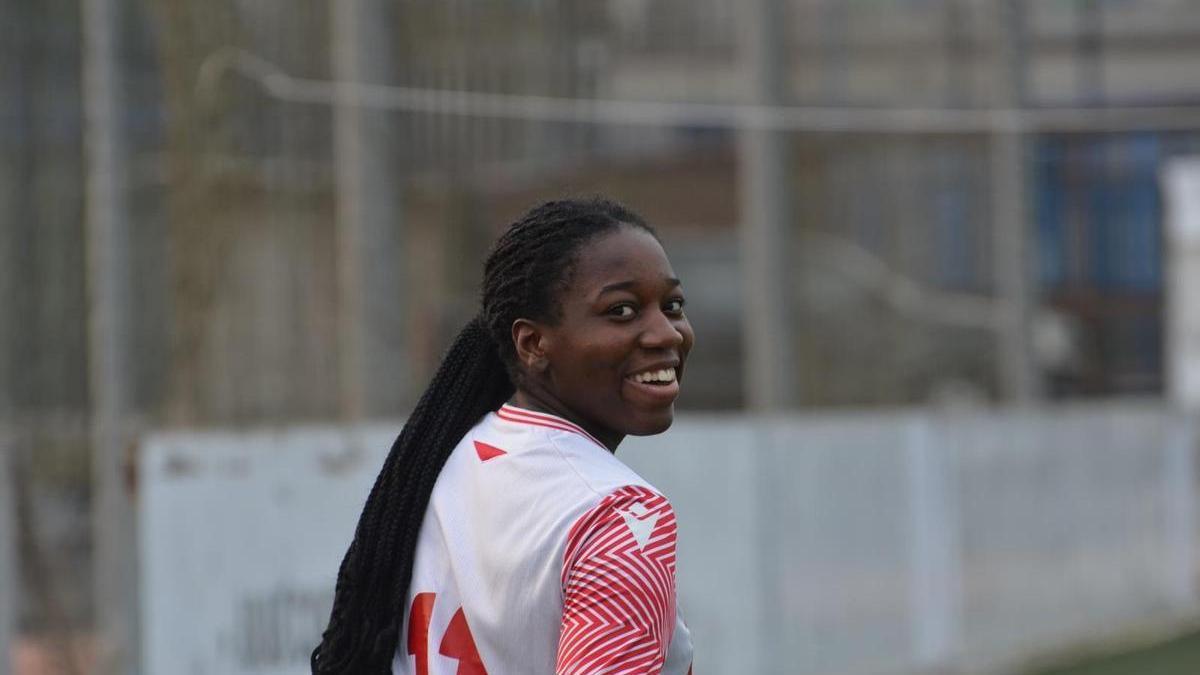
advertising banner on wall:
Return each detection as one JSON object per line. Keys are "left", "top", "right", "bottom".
{"left": 139, "top": 426, "right": 394, "bottom": 674}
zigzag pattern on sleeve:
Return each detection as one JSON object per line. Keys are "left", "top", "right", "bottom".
{"left": 557, "top": 485, "right": 678, "bottom": 675}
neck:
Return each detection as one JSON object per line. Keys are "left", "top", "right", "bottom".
{"left": 508, "top": 387, "right": 622, "bottom": 453}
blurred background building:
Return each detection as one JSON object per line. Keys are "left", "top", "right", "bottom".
{"left": 3, "top": 0, "right": 1200, "bottom": 673}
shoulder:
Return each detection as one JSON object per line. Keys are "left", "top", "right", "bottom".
{"left": 556, "top": 485, "right": 681, "bottom": 673}
{"left": 462, "top": 408, "right": 676, "bottom": 567}
{"left": 562, "top": 484, "right": 679, "bottom": 584}
{"left": 471, "top": 407, "right": 657, "bottom": 501}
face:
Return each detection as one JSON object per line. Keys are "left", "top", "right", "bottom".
{"left": 513, "top": 225, "right": 695, "bottom": 449}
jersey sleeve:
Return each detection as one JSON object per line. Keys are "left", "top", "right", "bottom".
{"left": 556, "top": 485, "right": 679, "bottom": 675}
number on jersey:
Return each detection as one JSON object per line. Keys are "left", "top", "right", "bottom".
{"left": 407, "top": 593, "right": 487, "bottom": 675}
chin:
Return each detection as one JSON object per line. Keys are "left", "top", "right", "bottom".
{"left": 626, "top": 408, "right": 675, "bottom": 436}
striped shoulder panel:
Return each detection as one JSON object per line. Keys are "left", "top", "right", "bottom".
{"left": 557, "top": 485, "right": 678, "bottom": 675}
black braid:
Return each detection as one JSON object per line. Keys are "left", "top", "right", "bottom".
{"left": 311, "top": 197, "right": 655, "bottom": 674}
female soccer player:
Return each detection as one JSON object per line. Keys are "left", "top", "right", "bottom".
{"left": 311, "top": 198, "right": 695, "bottom": 674}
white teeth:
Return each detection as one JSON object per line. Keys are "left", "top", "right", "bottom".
{"left": 632, "top": 368, "right": 677, "bottom": 384}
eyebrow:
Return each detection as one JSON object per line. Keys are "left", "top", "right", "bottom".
{"left": 598, "top": 278, "right": 681, "bottom": 294}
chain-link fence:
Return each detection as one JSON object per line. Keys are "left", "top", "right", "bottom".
{"left": 5, "top": 0, "right": 1200, "bottom": 673}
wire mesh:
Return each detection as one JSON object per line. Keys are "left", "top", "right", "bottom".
{"left": 4, "top": 0, "right": 1200, "bottom": 672}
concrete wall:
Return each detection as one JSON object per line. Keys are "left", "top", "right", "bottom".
{"left": 139, "top": 404, "right": 1198, "bottom": 674}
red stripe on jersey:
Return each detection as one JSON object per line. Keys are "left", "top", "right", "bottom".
{"left": 496, "top": 404, "right": 606, "bottom": 449}
{"left": 557, "top": 485, "right": 678, "bottom": 675}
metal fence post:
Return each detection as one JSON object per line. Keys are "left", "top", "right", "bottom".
{"left": 0, "top": 432, "right": 13, "bottom": 675}
{"left": 1163, "top": 159, "right": 1200, "bottom": 413}
{"left": 82, "top": 0, "right": 138, "bottom": 671}
{"left": 331, "top": 0, "right": 408, "bottom": 421}
{"left": 738, "top": 0, "right": 797, "bottom": 410}
{"left": 991, "top": 0, "right": 1042, "bottom": 403}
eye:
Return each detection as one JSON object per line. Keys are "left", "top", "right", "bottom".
{"left": 664, "top": 297, "right": 686, "bottom": 315}
{"left": 607, "top": 303, "right": 636, "bottom": 319}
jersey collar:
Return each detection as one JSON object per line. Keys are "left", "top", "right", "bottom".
{"left": 495, "top": 404, "right": 606, "bottom": 450}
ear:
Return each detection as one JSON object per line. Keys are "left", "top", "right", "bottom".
{"left": 512, "top": 318, "right": 551, "bottom": 374}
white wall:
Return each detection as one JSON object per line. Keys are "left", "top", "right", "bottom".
{"left": 139, "top": 405, "right": 1198, "bottom": 674}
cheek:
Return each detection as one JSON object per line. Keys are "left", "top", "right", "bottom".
{"left": 585, "top": 341, "right": 629, "bottom": 374}
{"left": 573, "top": 337, "right": 628, "bottom": 379}
{"left": 679, "top": 321, "right": 696, "bottom": 355}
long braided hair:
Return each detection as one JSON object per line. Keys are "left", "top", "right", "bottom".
{"left": 311, "top": 197, "right": 653, "bottom": 673}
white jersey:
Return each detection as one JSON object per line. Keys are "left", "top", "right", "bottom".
{"left": 393, "top": 404, "right": 694, "bottom": 675}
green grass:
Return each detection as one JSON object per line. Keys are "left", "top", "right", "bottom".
{"left": 1027, "top": 628, "right": 1200, "bottom": 675}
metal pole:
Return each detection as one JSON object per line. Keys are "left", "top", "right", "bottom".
{"left": 1076, "top": 0, "right": 1105, "bottom": 102}
{"left": 81, "top": 0, "right": 138, "bottom": 672}
{"left": 819, "top": 0, "right": 849, "bottom": 104}
{"left": 0, "top": 33, "right": 13, "bottom": 661}
{"left": 738, "top": 0, "right": 797, "bottom": 411}
{"left": 1163, "top": 159, "right": 1200, "bottom": 413}
{"left": 0, "top": 12, "right": 15, "bottom": 664}
{"left": 943, "top": 0, "right": 971, "bottom": 106}
{"left": 331, "top": 0, "right": 407, "bottom": 421}
{"left": 0, "top": 434, "right": 13, "bottom": 675}
{"left": 990, "top": 0, "right": 1041, "bottom": 403}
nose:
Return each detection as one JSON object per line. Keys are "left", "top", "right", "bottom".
{"left": 639, "top": 308, "right": 685, "bottom": 350}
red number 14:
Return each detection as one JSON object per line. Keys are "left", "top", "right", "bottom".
{"left": 407, "top": 592, "right": 487, "bottom": 675}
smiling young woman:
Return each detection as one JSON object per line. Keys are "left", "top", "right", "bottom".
{"left": 312, "top": 198, "right": 696, "bottom": 674}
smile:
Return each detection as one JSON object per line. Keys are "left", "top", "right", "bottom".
{"left": 627, "top": 368, "right": 678, "bottom": 385}
{"left": 623, "top": 365, "right": 682, "bottom": 405}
